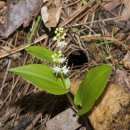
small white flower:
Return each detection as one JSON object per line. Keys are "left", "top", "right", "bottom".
{"left": 56, "top": 28, "right": 59, "bottom": 31}
{"left": 57, "top": 41, "right": 67, "bottom": 48}
{"left": 61, "top": 36, "right": 65, "bottom": 40}
{"left": 61, "top": 66, "right": 69, "bottom": 75}
{"left": 58, "top": 57, "right": 66, "bottom": 63}
{"left": 60, "top": 57, "right": 66, "bottom": 63}
{"left": 53, "top": 66, "right": 61, "bottom": 73}
{"left": 55, "top": 30, "right": 58, "bottom": 34}
{"left": 63, "top": 32, "right": 66, "bottom": 36}
{"left": 59, "top": 27, "right": 64, "bottom": 32}
{"left": 53, "top": 36, "right": 57, "bottom": 41}
{"left": 58, "top": 50, "right": 62, "bottom": 54}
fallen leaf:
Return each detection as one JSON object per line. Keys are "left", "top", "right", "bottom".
{"left": 41, "top": 0, "right": 62, "bottom": 29}
{"left": 120, "top": 0, "right": 130, "bottom": 20}
{"left": 114, "top": 69, "right": 130, "bottom": 94}
{"left": 115, "top": 0, "right": 130, "bottom": 32}
{"left": 122, "top": 52, "right": 130, "bottom": 69}
{"left": 101, "top": 0, "right": 130, "bottom": 32}
{"left": 0, "top": 0, "right": 43, "bottom": 38}
{"left": 0, "top": 1, "right": 6, "bottom": 9}
{"left": 103, "top": 0, "right": 121, "bottom": 16}
{"left": 0, "top": 5, "right": 7, "bottom": 25}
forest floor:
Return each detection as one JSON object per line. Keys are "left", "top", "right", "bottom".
{"left": 0, "top": 0, "right": 130, "bottom": 130}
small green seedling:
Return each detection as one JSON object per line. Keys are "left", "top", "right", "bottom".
{"left": 9, "top": 28, "right": 112, "bottom": 115}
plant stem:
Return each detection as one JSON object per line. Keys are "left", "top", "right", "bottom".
{"left": 67, "top": 93, "right": 78, "bottom": 111}
{"left": 28, "top": 16, "right": 41, "bottom": 43}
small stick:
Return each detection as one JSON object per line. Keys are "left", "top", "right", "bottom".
{"left": 71, "top": 17, "right": 121, "bottom": 27}
{"left": 0, "top": 59, "right": 11, "bottom": 95}
{"left": 25, "top": 113, "right": 42, "bottom": 130}
{"left": 60, "top": 0, "right": 95, "bottom": 27}
{"left": 0, "top": 107, "right": 16, "bottom": 125}
{"left": 0, "top": 35, "right": 47, "bottom": 59}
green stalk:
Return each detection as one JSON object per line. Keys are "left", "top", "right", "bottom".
{"left": 60, "top": 74, "right": 76, "bottom": 107}
{"left": 28, "top": 16, "right": 41, "bottom": 43}
{"left": 67, "top": 93, "right": 79, "bottom": 111}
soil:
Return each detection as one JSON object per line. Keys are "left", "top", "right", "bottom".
{"left": 0, "top": 0, "right": 130, "bottom": 130}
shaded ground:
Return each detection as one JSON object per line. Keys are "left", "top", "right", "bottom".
{"left": 0, "top": 0, "right": 130, "bottom": 129}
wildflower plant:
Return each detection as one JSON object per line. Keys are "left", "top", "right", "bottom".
{"left": 9, "top": 27, "right": 112, "bottom": 115}
{"left": 52, "top": 28, "right": 69, "bottom": 77}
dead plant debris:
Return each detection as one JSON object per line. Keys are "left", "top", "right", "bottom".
{"left": 0, "top": 0, "right": 130, "bottom": 130}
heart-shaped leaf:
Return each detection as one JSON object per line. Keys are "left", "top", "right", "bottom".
{"left": 74, "top": 65, "right": 112, "bottom": 115}
{"left": 26, "top": 46, "right": 54, "bottom": 63}
{"left": 9, "top": 64, "right": 69, "bottom": 95}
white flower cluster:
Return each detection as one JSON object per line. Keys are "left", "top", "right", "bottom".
{"left": 52, "top": 51, "right": 66, "bottom": 64}
{"left": 52, "top": 27, "right": 69, "bottom": 76}
{"left": 53, "top": 28, "right": 67, "bottom": 49}
{"left": 53, "top": 28, "right": 66, "bottom": 41}
{"left": 57, "top": 41, "right": 67, "bottom": 49}
{"left": 53, "top": 65, "right": 69, "bottom": 75}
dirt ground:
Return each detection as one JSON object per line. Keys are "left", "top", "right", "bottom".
{"left": 0, "top": 0, "right": 130, "bottom": 130}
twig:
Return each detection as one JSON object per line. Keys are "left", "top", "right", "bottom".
{"left": 25, "top": 113, "right": 42, "bottom": 130}
{"left": 0, "top": 59, "right": 11, "bottom": 95}
{"left": 0, "top": 107, "right": 16, "bottom": 125}
{"left": 60, "top": 0, "right": 96, "bottom": 27}
{"left": 0, "top": 34, "right": 47, "bottom": 59}
{"left": 71, "top": 17, "right": 120, "bottom": 27}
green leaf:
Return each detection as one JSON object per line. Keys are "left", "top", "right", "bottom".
{"left": 9, "top": 64, "right": 69, "bottom": 95}
{"left": 74, "top": 65, "right": 112, "bottom": 115}
{"left": 26, "top": 46, "right": 55, "bottom": 63}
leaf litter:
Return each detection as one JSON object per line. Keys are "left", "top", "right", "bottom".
{"left": 0, "top": 0, "right": 43, "bottom": 38}
{"left": 0, "top": 0, "right": 130, "bottom": 130}
{"left": 41, "top": 0, "right": 62, "bottom": 29}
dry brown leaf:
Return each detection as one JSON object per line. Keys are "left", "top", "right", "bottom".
{"left": 122, "top": 52, "right": 130, "bottom": 69}
{"left": 120, "top": 0, "right": 130, "bottom": 20}
{"left": 0, "top": 0, "right": 43, "bottom": 38}
{"left": 102, "top": 0, "right": 130, "bottom": 20}
{"left": 41, "top": 0, "right": 62, "bottom": 29}
{"left": 101, "top": 0, "right": 130, "bottom": 31}
{"left": 0, "top": 5, "right": 7, "bottom": 25}
{"left": 103, "top": 0, "right": 121, "bottom": 15}
{"left": 114, "top": 0, "right": 130, "bottom": 31}
{"left": 0, "top": 1, "right": 6, "bottom": 9}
